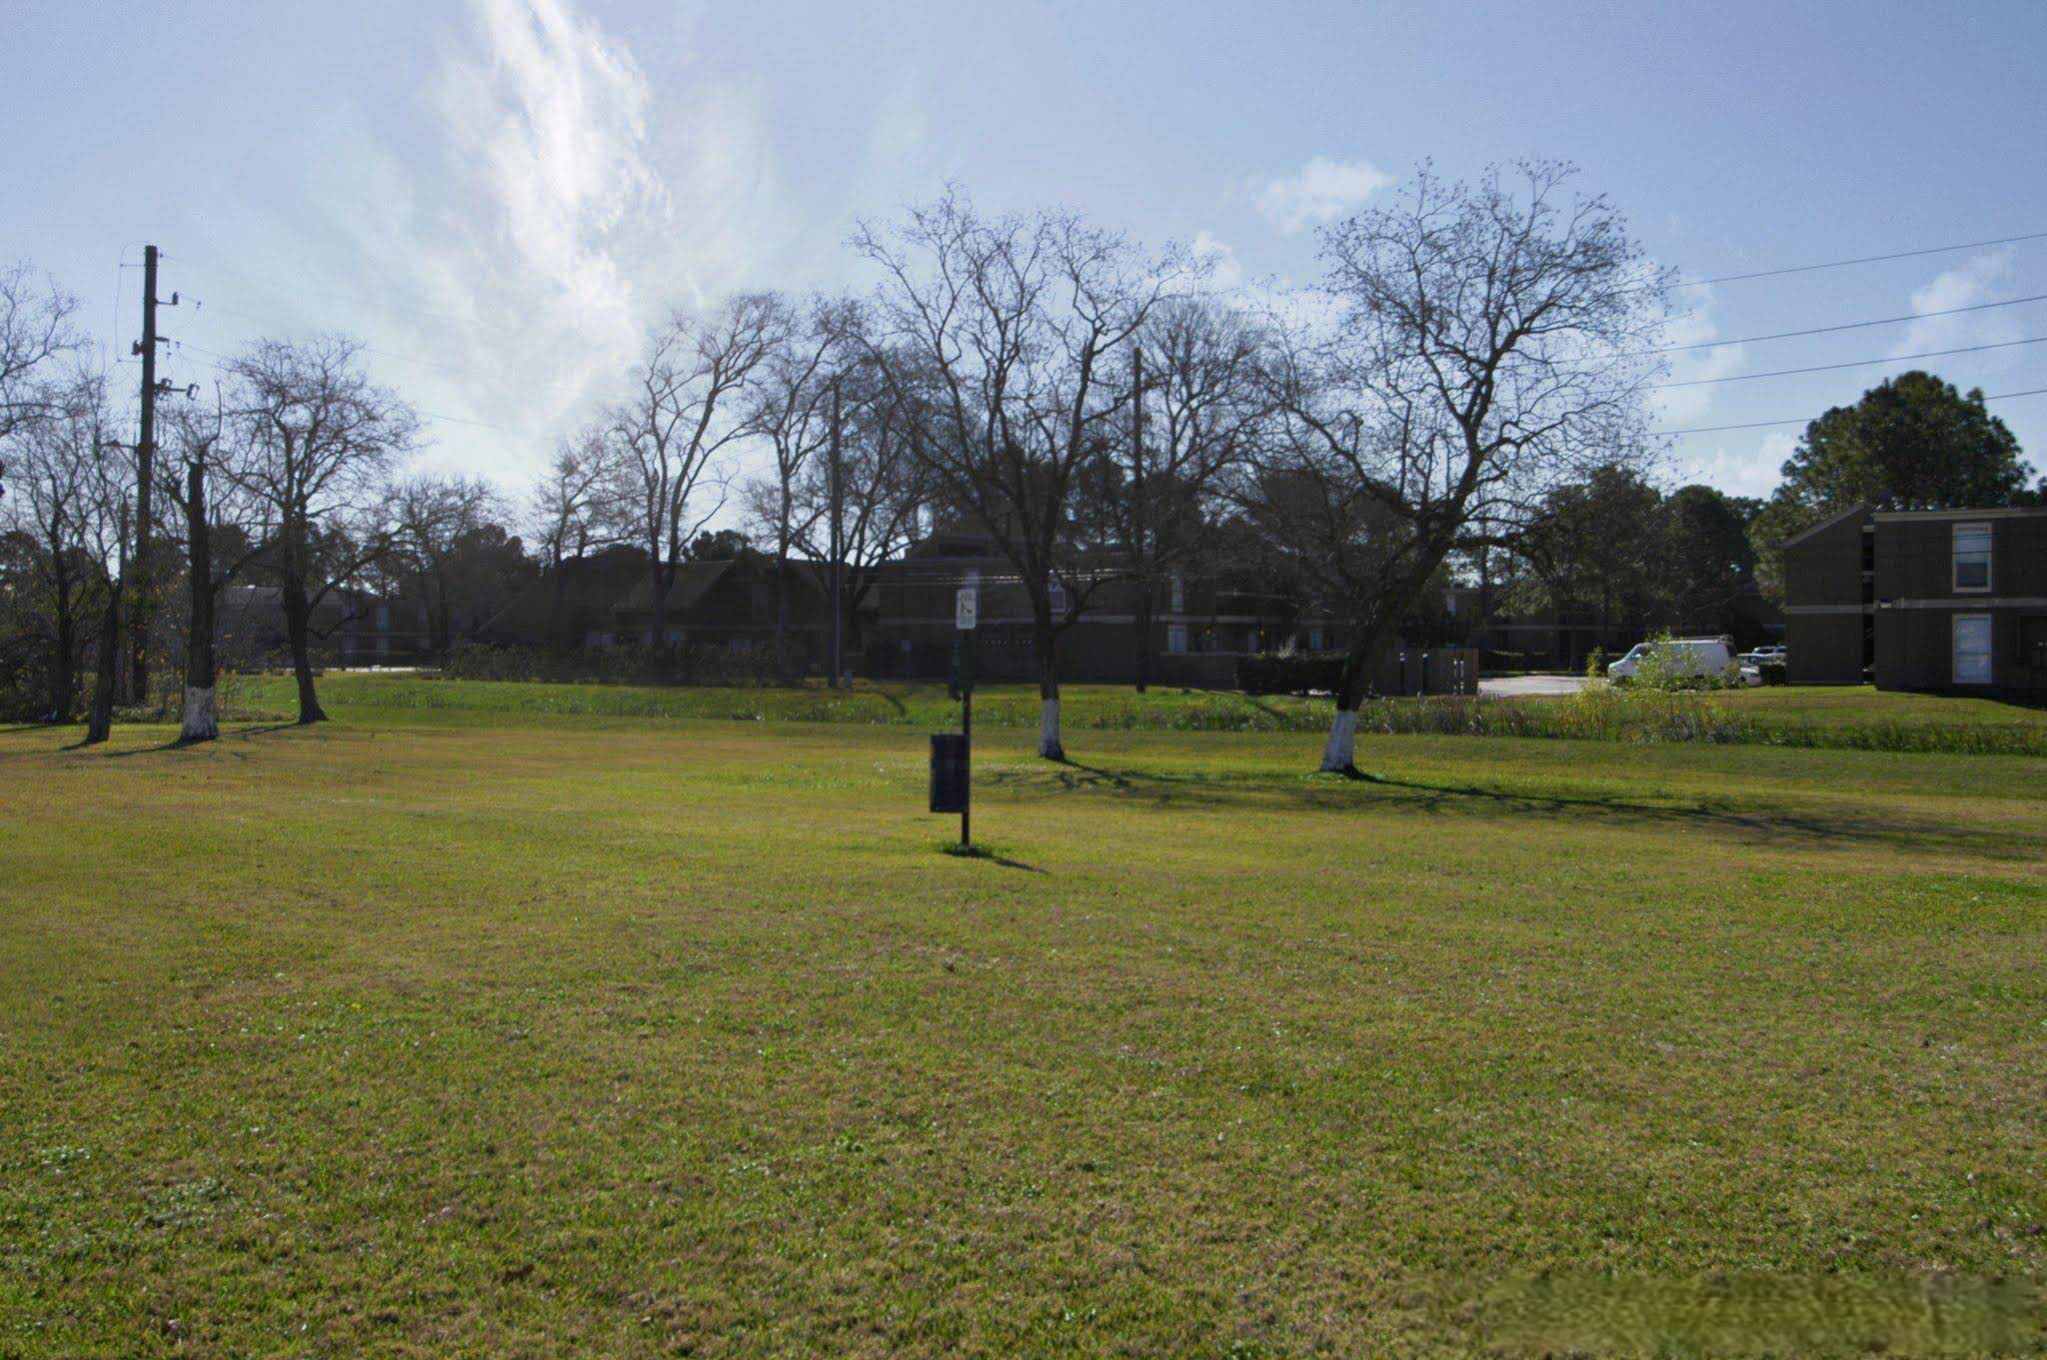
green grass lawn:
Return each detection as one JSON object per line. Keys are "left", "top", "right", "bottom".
{"left": 4, "top": 700, "right": 2046, "bottom": 1356}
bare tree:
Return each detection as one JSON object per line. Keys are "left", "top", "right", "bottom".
{"left": 1083, "top": 297, "right": 1267, "bottom": 691}
{"left": 4, "top": 372, "right": 116, "bottom": 723}
{"left": 785, "top": 346, "right": 929, "bottom": 681}
{"left": 0, "top": 264, "right": 84, "bottom": 493}
{"left": 1255, "top": 161, "right": 1668, "bottom": 771}
{"left": 529, "top": 425, "right": 629, "bottom": 651}
{"left": 743, "top": 297, "right": 847, "bottom": 679}
{"left": 611, "top": 295, "right": 785, "bottom": 654}
{"left": 392, "top": 474, "right": 505, "bottom": 655}
{"left": 854, "top": 192, "right": 1191, "bottom": 758}
{"left": 221, "top": 336, "right": 420, "bottom": 724}
{"left": 160, "top": 395, "right": 272, "bottom": 743}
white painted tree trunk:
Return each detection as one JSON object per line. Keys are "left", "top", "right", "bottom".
{"left": 1320, "top": 707, "right": 1360, "bottom": 772}
{"left": 1038, "top": 697, "right": 1063, "bottom": 760}
{"left": 180, "top": 685, "right": 218, "bottom": 744}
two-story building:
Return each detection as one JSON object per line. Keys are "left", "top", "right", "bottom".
{"left": 1783, "top": 503, "right": 2047, "bottom": 694}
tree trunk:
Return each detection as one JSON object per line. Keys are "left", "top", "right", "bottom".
{"left": 49, "top": 585, "right": 75, "bottom": 724}
{"left": 774, "top": 549, "right": 791, "bottom": 682}
{"left": 545, "top": 553, "right": 569, "bottom": 654}
{"left": 1034, "top": 599, "right": 1063, "bottom": 761}
{"left": 1132, "top": 587, "right": 1152, "bottom": 694}
{"left": 84, "top": 578, "right": 122, "bottom": 745}
{"left": 180, "top": 461, "right": 218, "bottom": 744}
{"left": 282, "top": 580, "right": 326, "bottom": 724}
{"left": 1320, "top": 622, "right": 1386, "bottom": 774}
{"left": 647, "top": 558, "right": 670, "bottom": 658}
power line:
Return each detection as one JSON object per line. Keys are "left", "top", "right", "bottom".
{"left": 165, "top": 253, "right": 517, "bottom": 334}
{"left": 1649, "top": 334, "right": 2047, "bottom": 389}
{"left": 1657, "top": 386, "right": 2047, "bottom": 436}
{"left": 164, "top": 342, "right": 509, "bottom": 433}
{"left": 1661, "top": 229, "right": 2047, "bottom": 292}
{"left": 1631, "top": 292, "right": 2047, "bottom": 356}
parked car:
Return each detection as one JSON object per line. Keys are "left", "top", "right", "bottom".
{"left": 1607, "top": 636, "right": 1736, "bottom": 684}
{"left": 1750, "top": 644, "right": 1787, "bottom": 664}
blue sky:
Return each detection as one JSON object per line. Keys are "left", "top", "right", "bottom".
{"left": 6, "top": 0, "right": 2046, "bottom": 505}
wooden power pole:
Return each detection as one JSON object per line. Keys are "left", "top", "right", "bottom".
{"left": 128, "top": 244, "right": 170, "bottom": 704}
{"left": 828, "top": 379, "right": 843, "bottom": 687}
{"left": 1130, "top": 345, "right": 1149, "bottom": 693}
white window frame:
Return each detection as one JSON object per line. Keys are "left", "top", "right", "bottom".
{"left": 1952, "top": 522, "right": 1992, "bottom": 593}
{"left": 1952, "top": 613, "right": 1992, "bottom": 686}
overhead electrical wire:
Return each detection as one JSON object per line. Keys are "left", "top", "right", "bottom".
{"left": 1656, "top": 386, "right": 2047, "bottom": 436}
{"left": 1630, "top": 292, "right": 2047, "bottom": 356}
{"left": 1653, "top": 229, "right": 2047, "bottom": 292}
{"left": 1648, "top": 334, "right": 2047, "bottom": 388}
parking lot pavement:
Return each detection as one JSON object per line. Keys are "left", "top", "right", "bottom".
{"left": 1478, "top": 673, "right": 1589, "bottom": 698}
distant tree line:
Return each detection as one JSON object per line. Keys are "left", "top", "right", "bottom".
{"left": 15, "top": 162, "right": 2025, "bottom": 768}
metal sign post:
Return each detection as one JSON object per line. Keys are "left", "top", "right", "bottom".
{"left": 928, "top": 585, "right": 979, "bottom": 849}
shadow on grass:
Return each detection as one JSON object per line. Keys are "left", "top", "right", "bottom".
{"left": 943, "top": 843, "right": 1048, "bottom": 873}
{"left": 1015, "top": 758, "right": 2043, "bottom": 861}
{"left": 53, "top": 720, "right": 307, "bottom": 759}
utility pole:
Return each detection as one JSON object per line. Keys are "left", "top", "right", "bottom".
{"left": 828, "top": 378, "right": 843, "bottom": 688}
{"left": 1130, "top": 344, "right": 1149, "bottom": 694}
{"left": 128, "top": 244, "right": 176, "bottom": 705}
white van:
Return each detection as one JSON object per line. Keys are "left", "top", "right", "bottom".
{"left": 1607, "top": 636, "right": 1735, "bottom": 684}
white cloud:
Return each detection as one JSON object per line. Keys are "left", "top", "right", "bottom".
{"left": 1249, "top": 157, "right": 1393, "bottom": 235}
{"left": 436, "top": 0, "right": 672, "bottom": 385}
{"left": 284, "top": 0, "right": 788, "bottom": 485}
{"left": 1189, "top": 230, "right": 1246, "bottom": 292}
{"left": 1677, "top": 430, "right": 1795, "bottom": 500}
{"left": 1890, "top": 247, "right": 2022, "bottom": 367}
{"left": 1652, "top": 283, "right": 1744, "bottom": 428}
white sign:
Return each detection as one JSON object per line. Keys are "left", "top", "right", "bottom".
{"left": 955, "top": 586, "right": 978, "bottom": 631}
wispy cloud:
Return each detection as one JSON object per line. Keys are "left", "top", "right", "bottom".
{"left": 1249, "top": 157, "right": 1393, "bottom": 235}
{"left": 293, "top": 0, "right": 785, "bottom": 482}
{"left": 1890, "top": 247, "right": 2023, "bottom": 367}
{"left": 1653, "top": 284, "right": 1744, "bottom": 428}
{"left": 436, "top": 0, "right": 672, "bottom": 386}
{"left": 1680, "top": 429, "right": 1797, "bottom": 500}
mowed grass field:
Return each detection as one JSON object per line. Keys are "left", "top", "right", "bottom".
{"left": 4, "top": 688, "right": 2047, "bottom": 1356}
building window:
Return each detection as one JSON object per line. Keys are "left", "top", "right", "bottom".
{"left": 1169, "top": 573, "right": 1184, "bottom": 613}
{"left": 374, "top": 602, "right": 390, "bottom": 629}
{"left": 1166, "top": 624, "right": 1188, "bottom": 655}
{"left": 1047, "top": 577, "right": 1066, "bottom": 614}
{"left": 1953, "top": 614, "right": 1992, "bottom": 685}
{"left": 1307, "top": 626, "right": 1325, "bottom": 651}
{"left": 1953, "top": 523, "right": 1991, "bottom": 592}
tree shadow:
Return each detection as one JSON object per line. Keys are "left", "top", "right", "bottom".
{"left": 1006, "top": 757, "right": 2046, "bottom": 861}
